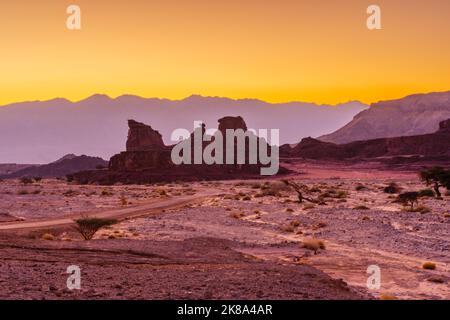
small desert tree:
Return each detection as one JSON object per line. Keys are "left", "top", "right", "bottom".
{"left": 74, "top": 216, "right": 117, "bottom": 240}
{"left": 398, "top": 192, "right": 419, "bottom": 210}
{"left": 420, "top": 167, "right": 450, "bottom": 198}
{"left": 282, "top": 180, "right": 316, "bottom": 203}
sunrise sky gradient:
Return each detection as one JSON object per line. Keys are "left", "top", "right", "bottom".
{"left": 1, "top": 0, "right": 450, "bottom": 105}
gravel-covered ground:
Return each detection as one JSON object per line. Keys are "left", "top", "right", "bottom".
{"left": 0, "top": 163, "right": 448, "bottom": 300}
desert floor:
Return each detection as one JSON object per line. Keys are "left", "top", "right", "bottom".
{"left": 0, "top": 162, "right": 448, "bottom": 300}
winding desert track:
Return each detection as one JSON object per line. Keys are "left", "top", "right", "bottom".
{"left": 0, "top": 192, "right": 216, "bottom": 231}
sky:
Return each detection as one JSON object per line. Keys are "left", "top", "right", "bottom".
{"left": 1, "top": 0, "right": 450, "bottom": 105}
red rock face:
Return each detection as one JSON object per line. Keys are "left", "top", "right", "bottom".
{"left": 126, "top": 120, "right": 165, "bottom": 152}
{"left": 282, "top": 118, "right": 450, "bottom": 160}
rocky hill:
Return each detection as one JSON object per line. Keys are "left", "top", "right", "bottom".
{"left": 282, "top": 119, "right": 450, "bottom": 161}
{"left": 1, "top": 154, "right": 108, "bottom": 179}
{"left": 319, "top": 91, "right": 450, "bottom": 144}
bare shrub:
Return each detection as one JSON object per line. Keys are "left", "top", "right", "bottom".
{"left": 74, "top": 217, "right": 117, "bottom": 240}
{"left": 41, "top": 233, "right": 55, "bottom": 241}
{"left": 301, "top": 238, "right": 325, "bottom": 254}
{"left": 422, "top": 262, "right": 436, "bottom": 270}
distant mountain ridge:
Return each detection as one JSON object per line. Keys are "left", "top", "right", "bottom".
{"left": 319, "top": 91, "right": 450, "bottom": 144}
{"left": 0, "top": 94, "right": 367, "bottom": 163}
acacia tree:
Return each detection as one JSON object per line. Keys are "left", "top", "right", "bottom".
{"left": 74, "top": 216, "right": 117, "bottom": 240}
{"left": 420, "top": 167, "right": 450, "bottom": 198}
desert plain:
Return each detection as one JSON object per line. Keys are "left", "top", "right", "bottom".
{"left": 0, "top": 161, "right": 448, "bottom": 300}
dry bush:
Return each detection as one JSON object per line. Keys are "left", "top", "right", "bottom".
{"left": 63, "top": 190, "right": 77, "bottom": 197}
{"left": 101, "top": 189, "right": 114, "bottom": 196}
{"left": 354, "top": 205, "right": 370, "bottom": 210}
{"left": 320, "top": 189, "right": 348, "bottom": 200}
{"left": 407, "top": 205, "right": 431, "bottom": 214}
{"left": 258, "top": 182, "right": 289, "bottom": 197}
{"left": 120, "top": 195, "right": 128, "bottom": 206}
{"left": 314, "top": 221, "right": 327, "bottom": 228}
{"left": 380, "top": 294, "right": 398, "bottom": 300}
{"left": 384, "top": 182, "right": 401, "bottom": 194}
{"left": 290, "top": 220, "right": 300, "bottom": 227}
{"left": 427, "top": 277, "right": 445, "bottom": 284}
{"left": 422, "top": 262, "right": 436, "bottom": 270}
{"left": 20, "top": 177, "right": 34, "bottom": 185}
{"left": 281, "top": 225, "right": 295, "bottom": 233}
{"left": 303, "top": 204, "right": 315, "bottom": 210}
{"left": 74, "top": 217, "right": 117, "bottom": 240}
{"left": 301, "top": 238, "right": 325, "bottom": 253}
{"left": 17, "top": 189, "right": 29, "bottom": 195}
{"left": 418, "top": 189, "right": 435, "bottom": 198}
{"left": 41, "top": 233, "right": 55, "bottom": 241}
{"left": 242, "top": 195, "right": 251, "bottom": 201}
{"left": 355, "top": 184, "right": 368, "bottom": 191}
{"left": 230, "top": 212, "right": 245, "bottom": 219}
{"left": 286, "top": 208, "right": 294, "bottom": 212}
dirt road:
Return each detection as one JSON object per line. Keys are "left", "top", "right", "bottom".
{"left": 0, "top": 192, "right": 215, "bottom": 231}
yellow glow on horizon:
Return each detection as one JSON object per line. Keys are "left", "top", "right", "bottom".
{"left": 1, "top": 0, "right": 450, "bottom": 106}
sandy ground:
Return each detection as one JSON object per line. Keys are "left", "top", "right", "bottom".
{"left": 0, "top": 162, "right": 448, "bottom": 300}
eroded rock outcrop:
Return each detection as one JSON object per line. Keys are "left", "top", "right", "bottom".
{"left": 126, "top": 120, "right": 165, "bottom": 151}
{"left": 73, "top": 116, "right": 286, "bottom": 184}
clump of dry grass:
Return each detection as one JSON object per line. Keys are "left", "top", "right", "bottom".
{"left": 354, "top": 205, "right": 370, "bottom": 210}
{"left": 119, "top": 195, "right": 128, "bottom": 206}
{"left": 285, "top": 208, "right": 294, "bottom": 212}
{"left": 422, "top": 262, "right": 437, "bottom": 270}
{"left": 303, "top": 204, "right": 315, "bottom": 210}
{"left": 41, "top": 233, "right": 55, "bottom": 241}
{"left": 380, "top": 294, "right": 398, "bottom": 300}
{"left": 319, "top": 189, "right": 348, "bottom": 201}
{"left": 242, "top": 195, "right": 251, "bottom": 201}
{"left": 355, "top": 184, "right": 368, "bottom": 191}
{"left": 301, "top": 238, "right": 325, "bottom": 254}
{"left": 427, "top": 276, "right": 445, "bottom": 284}
{"left": 281, "top": 225, "right": 295, "bottom": 233}
{"left": 290, "top": 220, "right": 300, "bottom": 227}
{"left": 383, "top": 182, "right": 402, "bottom": 194}
{"left": 314, "top": 221, "right": 327, "bottom": 229}
{"left": 256, "top": 182, "right": 290, "bottom": 197}
{"left": 230, "top": 212, "right": 245, "bottom": 219}
{"left": 406, "top": 205, "right": 431, "bottom": 214}
{"left": 101, "top": 189, "right": 114, "bottom": 196}
{"left": 63, "top": 189, "right": 78, "bottom": 197}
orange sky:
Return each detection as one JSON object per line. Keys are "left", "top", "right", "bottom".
{"left": 1, "top": 0, "right": 450, "bottom": 105}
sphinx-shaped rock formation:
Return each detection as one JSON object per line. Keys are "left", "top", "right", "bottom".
{"left": 72, "top": 116, "right": 286, "bottom": 184}
{"left": 109, "top": 120, "right": 171, "bottom": 171}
